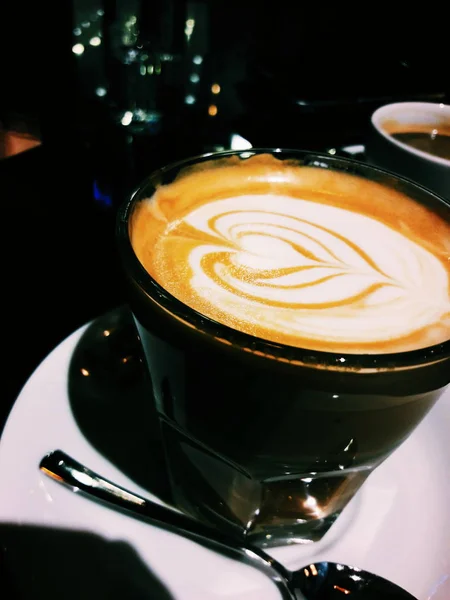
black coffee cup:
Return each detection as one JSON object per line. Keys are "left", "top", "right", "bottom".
{"left": 116, "top": 149, "right": 450, "bottom": 547}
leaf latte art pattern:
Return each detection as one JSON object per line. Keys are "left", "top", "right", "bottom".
{"left": 132, "top": 173, "right": 450, "bottom": 355}
{"left": 164, "top": 194, "right": 450, "bottom": 352}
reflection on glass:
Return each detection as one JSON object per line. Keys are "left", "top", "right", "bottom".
{"left": 72, "top": 43, "right": 84, "bottom": 56}
{"left": 0, "top": 130, "right": 41, "bottom": 159}
{"left": 121, "top": 111, "right": 133, "bottom": 126}
{"left": 230, "top": 134, "right": 252, "bottom": 150}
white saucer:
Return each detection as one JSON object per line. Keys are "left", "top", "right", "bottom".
{"left": 1, "top": 314, "right": 449, "bottom": 599}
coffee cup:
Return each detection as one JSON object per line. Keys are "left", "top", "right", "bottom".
{"left": 366, "top": 101, "right": 450, "bottom": 200}
{"left": 116, "top": 149, "right": 450, "bottom": 547}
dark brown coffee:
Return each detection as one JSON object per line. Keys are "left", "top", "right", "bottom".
{"left": 392, "top": 131, "right": 450, "bottom": 160}
{"left": 383, "top": 122, "right": 450, "bottom": 161}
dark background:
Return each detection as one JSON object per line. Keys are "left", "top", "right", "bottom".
{"left": 0, "top": 0, "right": 449, "bottom": 430}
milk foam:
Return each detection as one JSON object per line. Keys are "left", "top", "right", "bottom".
{"left": 180, "top": 194, "right": 450, "bottom": 348}
{"left": 130, "top": 156, "right": 450, "bottom": 353}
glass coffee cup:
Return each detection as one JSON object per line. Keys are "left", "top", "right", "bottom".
{"left": 116, "top": 149, "right": 450, "bottom": 547}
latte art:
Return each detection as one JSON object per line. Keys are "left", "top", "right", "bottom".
{"left": 131, "top": 157, "right": 450, "bottom": 353}
{"left": 184, "top": 194, "right": 449, "bottom": 346}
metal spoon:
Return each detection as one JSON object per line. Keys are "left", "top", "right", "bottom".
{"left": 39, "top": 450, "right": 417, "bottom": 599}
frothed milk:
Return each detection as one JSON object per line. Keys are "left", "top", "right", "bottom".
{"left": 131, "top": 154, "right": 450, "bottom": 354}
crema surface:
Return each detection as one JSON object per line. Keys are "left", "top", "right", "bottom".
{"left": 131, "top": 155, "right": 450, "bottom": 353}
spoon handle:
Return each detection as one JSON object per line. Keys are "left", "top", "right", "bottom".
{"left": 40, "top": 449, "right": 236, "bottom": 547}
{"left": 39, "top": 450, "right": 296, "bottom": 599}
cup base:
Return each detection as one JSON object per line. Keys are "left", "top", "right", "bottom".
{"left": 160, "top": 417, "right": 374, "bottom": 548}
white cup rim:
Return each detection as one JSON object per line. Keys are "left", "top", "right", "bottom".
{"left": 371, "top": 101, "right": 450, "bottom": 168}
